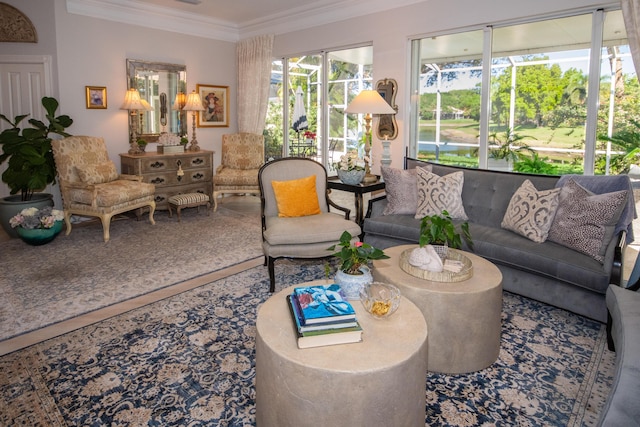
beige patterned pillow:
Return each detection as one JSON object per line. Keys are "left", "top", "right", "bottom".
{"left": 501, "top": 180, "right": 561, "bottom": 243}
{"left": 548, "top": 179, "right": 627, "bottom": 262}
{"left": 381, "top": 165, "right": 431, "bottom": 215}
{"left": 415, "top": 168, "right": 467, "bottom": 220}
{"left": 75, "top": 161, "right": 119, "bottom": 184}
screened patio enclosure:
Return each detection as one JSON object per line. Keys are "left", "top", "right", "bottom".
{"left": 410, "top": 8, "right": 637, "bottom": 176}
{"left": 267, "top": 46, "right": 374, "bottom": 173}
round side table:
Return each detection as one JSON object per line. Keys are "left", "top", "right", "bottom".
{"left": 255, "top": 280, "right": 428, "bottom": 427}
{"left": 373, "top": 245, "right": 502, "bottom": 374}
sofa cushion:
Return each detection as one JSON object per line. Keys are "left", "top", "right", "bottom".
{"left": 381, "top": 166, "right": 422, "bottom": 215}
{"left": 468, "top": 223, "right": 611, "bottom": 294}
{"left": 548, "top": 179, "right": 627, "bottom": 262}
{"left": 415, "top": 168, "right": 467, "bottom": 220}
{"left": 75, "top": 161, "right": 118, "bottom": 185}
{"left": 501, "top": 179, "right": 561, "bottom": 243}
{"left": 271, "top": 175, "right": 321, "bottom": 218}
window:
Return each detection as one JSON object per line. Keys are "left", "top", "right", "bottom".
{"left": 410, "top": 8, "right": 635, "bottom": 175}
{"left": 267, "top": 45, "right": 373, "bottom": 173}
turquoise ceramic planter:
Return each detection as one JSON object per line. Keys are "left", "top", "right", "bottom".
{"left": 0, "top": 193, "right": 54, "bottom": 239}
{"left": 15, "top": 220, "right": 63, "bottom": 246}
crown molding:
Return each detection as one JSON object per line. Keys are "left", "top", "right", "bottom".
{"left": 66, "top": 0, "right": 240, "bottom": 42}
{"left": 239, "top": 0, "right": 428, "bottom": 39}
{"left": 67, "top": 0, "right": 428, "bottom": 42}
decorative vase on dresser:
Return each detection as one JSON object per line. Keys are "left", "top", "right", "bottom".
{"left": 120, "top": 150, "right": 214, "bottom": 210}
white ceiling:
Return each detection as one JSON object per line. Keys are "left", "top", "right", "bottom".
{"left": 66, "top": 0, "right": 428, "bottom": 42}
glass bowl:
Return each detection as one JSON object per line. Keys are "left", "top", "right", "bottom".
{"left": 359, "top": 282, "right": 401, "bottom": 319}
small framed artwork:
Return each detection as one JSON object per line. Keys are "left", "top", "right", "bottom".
{"left": 86, "top": 86, "right": 107, "bottom": 109}
{"left": 196, "top": 84, "right": 229, "bottom": 127}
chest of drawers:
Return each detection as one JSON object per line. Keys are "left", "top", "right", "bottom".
{"left": 120, "top": 150, "right": 214, "bottom": 210}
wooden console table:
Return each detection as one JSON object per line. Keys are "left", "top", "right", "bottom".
{"left": 120, "top": 150, "right": 214, "bottom": 210}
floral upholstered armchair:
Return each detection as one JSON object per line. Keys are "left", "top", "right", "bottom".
{"left": 51, "top": 136, "right": 156, "bottom": 242}
{"left": 212, "top": 133, "right": 264, "bottom": 211}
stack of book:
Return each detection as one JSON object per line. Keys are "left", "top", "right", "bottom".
{"left": 287, "top": 284, "right": 363, "bottom": 349}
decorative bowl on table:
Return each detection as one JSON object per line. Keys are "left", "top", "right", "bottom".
{"left": 359, "top": 282, "right": 401, "bottom": 319}
{"left": 337, "top": 169, "right": 365, "bottom": 185}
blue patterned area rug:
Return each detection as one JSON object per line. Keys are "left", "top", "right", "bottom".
{"left": 0, "top": 261, "right": 614, "bottom": 426}
{"left": 0, "top": 207, "right": 262, "bottom": 341}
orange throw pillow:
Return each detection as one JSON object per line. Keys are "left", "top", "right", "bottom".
{"left": 271, "top": 175, "right": 321, "bottom": 217}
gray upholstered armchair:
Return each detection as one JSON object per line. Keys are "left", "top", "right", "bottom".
{"left": 51, "top": 136, "right": 156, "bottom": 242}
{"left": 212, "top": 133, "right": 264, "bottom": 211}
{"left": 259, "top": 158, "right": 361, "bottom": 292}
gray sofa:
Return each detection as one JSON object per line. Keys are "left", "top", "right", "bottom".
{"left": 598, "top": 285, "right": 640, "bottom": 426}
{"left": 363, "top": 158, "right": 635, "bottom": 323}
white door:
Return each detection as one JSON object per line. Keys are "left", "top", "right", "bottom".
{"left": 0, "top": 55, "right": 52, "bottom": 198}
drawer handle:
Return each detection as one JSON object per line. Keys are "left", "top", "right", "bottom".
{"left": 191, "top": 158, "right": 204, "bottom": 165}
{"left": 150, "top": 161, "right": 165, "bottom": 168}
{"left": 192, "top": 173, "right": 204, "bottom": 180}
{"left": 151, "top": 177, "right": 165, "bottom": 184}
{"left": 155, "top": 195, "right": 165, "bottom": 202}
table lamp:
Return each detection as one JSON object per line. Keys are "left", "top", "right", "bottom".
{"left": 120, "top": 88, "right": 148, "bottom": 154}
{"left": 345, "top": 90, "right": 396, "bottom": 182}
{"left": 182, "top": 90, "right": 205, "bottom": 151}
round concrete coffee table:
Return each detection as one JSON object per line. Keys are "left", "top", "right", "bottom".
{"left": 373, "top": 245, "right": 502, "bottom": 374}
{"left": 255, "top": 280, "right": 428, "bottom": 427}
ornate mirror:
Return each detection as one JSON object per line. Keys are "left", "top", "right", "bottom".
{"left": 376, "top": 78, "right": 398, "bottom": 140}
{"left": 126, "top": 59, "right": 187, "bottom": 142}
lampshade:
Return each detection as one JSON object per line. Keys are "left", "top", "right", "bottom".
{"left": 183, "top": 90, "right": 205, "bottom": 111}
{"left": 172, "top": 92, "right": 186, "bottom": 110}
{"left": 344, "top": 90, "right": 396, "bottom": 115}
{"left": 140, "top": 99, "right": 153, "bottom": 111}
{"left": 120, "top": 88, "right": 147, "bottom": 111}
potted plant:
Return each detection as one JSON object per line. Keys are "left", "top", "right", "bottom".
{"left": 137, "top": 138, "right": 148, "bottom": 153}
{"left": 0, "top": 96, "right": 73, "bottom": 237}
{"left": 9, "top": 206, "right": 65, "bottom": 245}
{"left": 419, "top": 210, "right": 473, "bottom": 251}
{"left": 333, "top": 153, "right": 366, "bottom": 185}
{"left": 328, "top": 230, "right": 390, "bottom": 299}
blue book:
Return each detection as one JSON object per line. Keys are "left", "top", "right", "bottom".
{"left": 286, "top": 295, "right": 363, "bottom": 349}
{"left": 293, "top": 284, "right": 356, "bottom": 325}
{"left": 289, "top": 293, "right": 359, "bottom": 332}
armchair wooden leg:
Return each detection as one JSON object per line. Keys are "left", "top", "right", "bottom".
{"left": 63, "top": 211, "right": 73, "bottom": 236}
{"left": 148, "top": 202, "right": 156, "bottom": 225}
{"left": 101, "top": 215, "right": 113, "bottom": 242}
{"left": 268, "top": 257, "right": 276, "bottom": 293}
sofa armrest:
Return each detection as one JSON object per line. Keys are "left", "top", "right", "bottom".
{"left": 611, "top": 230, "right": 627, "bottom": 287}
{"left": 119, "top": 174, "right": 143, "bottom": 182}
{"left": 365, "top": 194, "right": 387, "bottom": 219}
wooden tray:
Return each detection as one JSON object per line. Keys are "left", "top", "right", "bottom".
{"left": 399, "top": 248, "right": 473, "bottom": 282}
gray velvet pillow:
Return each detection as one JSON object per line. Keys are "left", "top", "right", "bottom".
{"left": 415, "top": 168, "right": 468, "bottom": 220}
{"left": 501, "top": 179, "right": 561, "bottom": 243}
{"left": 381, "top": 165, "right": 431, "bottom": 215}
{"left": 548, "top": 179, "right": 627, "bottom": 262}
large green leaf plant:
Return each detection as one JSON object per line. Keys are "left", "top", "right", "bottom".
{"left": 0, "top": 97, "right": 73, "bottom": 201}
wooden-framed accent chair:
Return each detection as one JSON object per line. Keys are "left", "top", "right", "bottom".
{"left": 259, "top": 157, "right": 361, "bottom": 292}
{"left": 212, "top": 132, "right": 264, "bottom": 211}
{"left": 51, "top": 135, "right": 156, "bottom": 242}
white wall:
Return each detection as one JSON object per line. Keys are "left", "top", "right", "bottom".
{"left": 273, "top": 0, "right": 611, "bottom": 172}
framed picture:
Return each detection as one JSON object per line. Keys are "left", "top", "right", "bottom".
{"left": 196, "top": 84, "right": 229, "bottom": 127}
{"left": 85, "top": 86, "right": 107, "bottom": 109}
